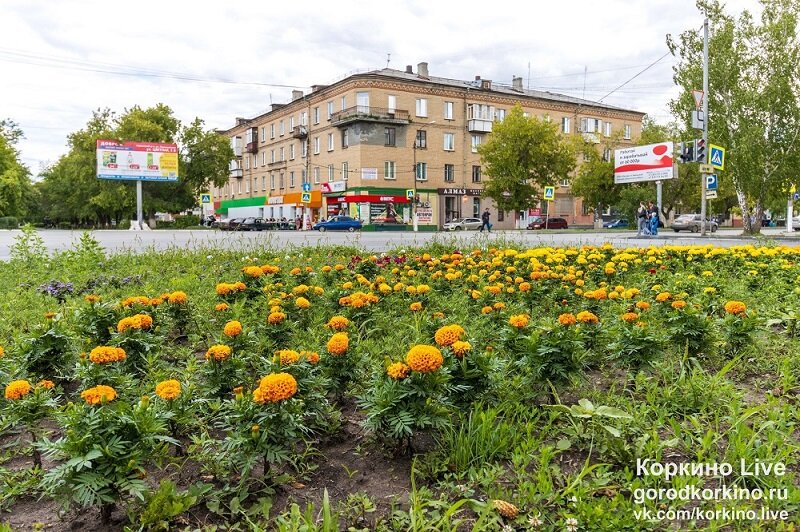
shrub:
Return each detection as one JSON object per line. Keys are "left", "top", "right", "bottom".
{"left": 0, "top": 216, "right": 19, "bottom": 229}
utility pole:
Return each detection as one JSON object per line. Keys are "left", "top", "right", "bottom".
{"left": 700, "top": 16, "right": 709, "bottom": 235}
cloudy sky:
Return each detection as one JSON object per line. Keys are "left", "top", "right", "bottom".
{"left": 1, "top": 0, "right": 760, "bottom": 176}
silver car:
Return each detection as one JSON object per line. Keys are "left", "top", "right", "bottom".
{"left": 443, "top": 217, "right": 482, "bottom": 231}
{"left": 671, "top": 214, "right": 718, "bottom": 233}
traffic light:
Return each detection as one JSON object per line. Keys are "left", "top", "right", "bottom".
{"left": 678, "top": 140, "right": 695, "bottom": 163}
{"left": 695, "top": 138, "right": 706, "bottom": 163}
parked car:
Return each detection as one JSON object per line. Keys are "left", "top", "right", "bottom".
{"left": 671, "top": 214, "right": 718, "bottom": 233}
{"left": 790, "top": 215, "right": 800, "bottom": 230}
{"left": 214, "top": 218, "right": 240, "bottom": 230}
{"left": 226, "top": 218, "right": 245, "bottom": 231}
{"left": 443, "top": 217, "right": 482, "bottom": 231}
{"left": 528, "top": 217, "right": 568, "bottom": 230}
{"left": 603, "top": 219, "right": 629, "bottom": 229}
{"left": 238, "top": 217, "right": 271, "bottom": 231}
{"left": 313, "top": 216, "right": 362, "bottom": 232}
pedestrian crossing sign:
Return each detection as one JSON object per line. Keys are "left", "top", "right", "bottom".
{"left": 201, "top": 194, "right": 211, "bottom": 204}
{"left": 301, "top": 192, "right": 311, "bottom": 204}
{"left": 543, "top": 186, "right": 555, "bottom": 201}
{"left": 709, "top": 144, "right": 725, "bottom": 170}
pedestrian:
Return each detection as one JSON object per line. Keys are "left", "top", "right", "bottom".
{"left": 636, "top": 201, "right": 649, "bottom": 236}
{"left": 480, "top": 208, "right": 491, "bottom": 232}
{"left": 648, "top": 201, "right": 659, "bottom": 236}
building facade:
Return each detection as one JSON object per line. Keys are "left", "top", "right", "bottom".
{"left": 214, "top": 62, "right": 645, "bottom": 229}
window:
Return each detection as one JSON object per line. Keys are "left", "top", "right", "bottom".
{"left": 300, "top": 112, "right": 307, "bottom": 126}
{"left": 313, "top": 107, "right": 320, "bottom": 124}
{"left": 237, "top": 180, "right": 242, "bottom": 194}
{"left": 261, "top": 176, "right": 266, "bottom": 190}
{"left": 289, "top": 171, "right": 295, "bottom": 188}
{"left": 384, "top": 161, "right": 396, "bottom": 180}
{"left": 289, "top": 117, "right": 295, "bottom": 130}
{"left": 342, "top": 129, "right": 349, "bottom": 148}
{"left": 471, "top": 134, "right": 482, "bottom": 153}
{"left": 559, "top": 178, "right": 570, "bottom": 187}
{"left": 313, "top": 137, "right": 320, "bottom": 154}
{"left": 561, "top": 117, "right": 571, "bottom": 134}
{"left": 385, "top": 127, "right": 396, "bottom": 146}
{"left": 542, "top": 114, "right": 551, "bottom": 123}
{"left": 244, "top": 157, "right": 249, "bottom": 170}
{"left": 472, "top": 197, "right": 481, "bottom": 217}
{"left": 387, "top": 94, "right": 396, "bottom": 113}
{"left": 443, "top": 132, "right": 455, "bottom": 151}
{"left": 280, "top": 147, "right": 285, "bottom": 161}
{"left": 356, "top": 91, "right": 369, "bottom": 112}
{"left": 328, "top": 164, "right": 334, "bottom": 182}
{"left": 444, "top": 101, "right": 454, "bottom": 120}
{"left": 604, "top": 122, "right": 612, "bottom": 137}
{"left": 260, "top": 127, "right": 266, "bottom": 142}
{"left": 301, "top": 142, "right": 307, "bottom": 158}
{"left": 495, "top": 108, "right": 506, "bottom": 122}
{"left": 271, "top": 149, "right": 275, "bottom": 163}
{"left": 270, "top": 174, "right": 275, "bottom": 190}
{"left": 341, "top": 96, "right": 346, "bottom": 110}
{"left": 245, "top": 179, "right": 250, "bottom": 193}
{"left": 327, "top": 101, "right": 334, "bottom": 120}
{"left": 416, "top": 130, "right": 427, "bottom": 149}
{"left": 444, "top": 164, "right": 455, "bottom": 182}
{"left": 280, "top": 120, "right": 285, "bottom": 136}
{"left": 581, "top": 117, "right": 602, "bottom": 133}
{"left": 415, "top": 98, "right": 428, "bottom": 117}
{"left": 472, "top": 165, "right": 481, "bottom": 183}
{"left": 342, "top": 162, "right": 349, "bottom": 180}
{"left": 270, "top": 124, "right": 275, "bottom": 139}
{"left": 261, "top": 152, "right": 266, "bottom": 166}
{"left": 279, "top": 173, "right": 284, "bottom": 189}
{"left": 289, "top": 144, "right": 295, "bottom": 160}
{"left": 497, "top": 210, "right": 504, "bottom": 222}
{"left": 313, "top": 167, "right": 320, "bottom": 184}
{"left": 468, "top": 104, "right": 494, "bottom": 120}
{"left": 415, "top": 162, "right": 427, "bottom": 181}
{"left": 301, "top": 169, "right": 307, "bottom": 183}
{"left": 623, "top": 124, "right": 632, "bottom": 140}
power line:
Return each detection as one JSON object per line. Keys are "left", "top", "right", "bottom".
{"left": 598, "top": 51, "right": 673, "bottom": 103}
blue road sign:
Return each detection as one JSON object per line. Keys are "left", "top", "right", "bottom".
{"left": 301, "top": 192, "right": 311, "bottom": 204}
{"left": 201, "top": 194, "right": 211, "bottom": 204}
{"left": 706, "top": 174, "right": 718, "bottom": 191}
{"left": 302, "top": 182, "right": 311, "bottom": 192}
{"left": 709, "top": 145, "right": 725, "bottom": 170}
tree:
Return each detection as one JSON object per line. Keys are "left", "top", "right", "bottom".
{"left": 179, "top": 118, "right": 235, "bottom": 195}
{"left": 668, "top": 0, "right": 800, "bottom": 234}
{"left": 0, "top": 118, "right": 36, "bottom": 219}
{"left": 570, "top": 135, "right": 622, "bottom": 222}
{"left": 478, "top": 105, "right": 575, "bottom": 213}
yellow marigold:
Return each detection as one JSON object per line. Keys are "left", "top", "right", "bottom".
{"left": 89, "top": 346, "right": 127, "bottom": 364}
{"left": 493, "top": 302, "right": 506, "bottom": 310}
{"left": 322, "top": 265, "right": 332, "bottom": 273}
{"left": 205, "top": 344, "right": 232, "bottom": 361}
{"left": 44, "top": 312, "right": 56, "bottom": 319}
{"left": 635, "top": 301, "right": 651, "bottom": 310}
{"left": 519, "top": 282, "right": 531, "bottom": 292}
{"left": 150, "top": 297, "right": 164, "bottom": 306}
{"left": 432, "top": 311, "right": 445, "bottom": 319}
{"left": 121, "top": 296, "right": 150, "bottom": 307}
{"left": 417, "top": 284, "right": 431, "bottom": 294}
{"left": 313, "top": 286, "right": 324, "bottom": 296}
{"left": 509, "top": 314, "right": 530, "bottom": 328}
{"left": 290, "top": 267, "right": 302, "bottom": 276}
{"left": 326, "top": 315, "right": 350, "bottom": 331}
{"left": 0, "top": 346, "right": 4, "bottom": 358}
{"left": 406, "top": 344, "right": 444, "bottom": 373}
{"left": 215, "top": 303, "right": 229, "bottom": 311}
{"left": 327, "top": 332, "right": 349, "bottom": 356}
{"left": 292, "top": 284, "right": 309, "bottom": 295}
{"left": 4, "top": 380, "right": 32, "bottom": 400}
{"left": 81, "top": 385, "right": 117, "bottom": 405}
{"left": 117, "top": 314, "right": 153, "bottom": 333}
{"left": 267, "top": 311, "right": 286, "bottom": 325}
{"left": 724, "top": 300, "right": 747, "bottom": 315}
{"left": 481, "top": 306, "right": 493, "bottom": 314}
{"left": 300, "top": 350, "right": 320, "bottom": 364}
{"left": 434, "top": 324, "right": 466, "bottom": 347}
{"left": 558, "top": 313, "right": 577, "bottom": 326}
{"left": 671, "top": 300, "right": 687, "bottom": 310}
{"left": 155, "top": 379, "right": 181, "bottom": 400}
{"left": 451, "top": 340, "right": 471, "bottom": 358}
{"left": 168, "top": 291, "right": 188, "bottom": 305}
{"left": 85, "top": 294, "right": 101, "bottom": 303}
{"left": 234, "top": 281, "right": 247, "bottom": 291}
{"left": 261, "top": 264, "right": 280, "bottom": 275}
{"left": 387, "top": 362, "right": 411, "bottom": 380}
{"left": 37, "top": 379, "right": 55, "bottom": 389}
{"left": 621, "top": 312, "right": 639, "bottom": 323}
{"left": 295, "top": 297, "right": 311, "bottom": 309}
{"left": 492, "top": 499, "right": 519, "bottom": 519}
{"left": 704, "top": 287, "right": 717, "bottom": 294}
{"left": 576, "top": 310, "right": 599, "bottom": 324}
{"left": 242, "top": 266, "right": 263, "bottom": 278}
{"left": 409, "top": 302, "right": 423, "bottom": 312}
{"left": 655, "top": 292, "right": 671, "bottom": 302}
{"left": 224, "top": 320, "right": 243, "bottom": 337}
{"left": 277, "top": 349, "right": 300, "bottom": 365}
{"left": 253, "top": 372, "right": 297, "bottom": 403}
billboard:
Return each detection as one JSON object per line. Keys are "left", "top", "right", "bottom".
{"left": 96, "top": 139, "right": 179, "bottom": 181}
{"left": 614, "top": 142, "right": 674, "bottom": 184}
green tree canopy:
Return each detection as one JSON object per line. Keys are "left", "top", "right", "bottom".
{"left": 0, "top": 118, "right": 36, "bottom": 219}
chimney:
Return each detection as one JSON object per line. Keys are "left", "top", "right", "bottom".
{"left": 405, "top": 65, "right": 413, "bottom": 74}
{"left": 311, "top": 84, "right": 328, "bottom": 92}
{"left": 291, "top": 90, "right": 304, "bottom": 101}
{"left": 417, "top": 62, "right": 429, "bottom": 78}
{"left": 512, "top": 76, "right": 523, "bottom": 91}
{"left": 271, "top": 103, "right": 285, "bottom": 112}
{"left": 475, "top": 75, "right": 481, "bottom": 81}
{"left": 235, "top": 117, "right": 247, "bottom": 126}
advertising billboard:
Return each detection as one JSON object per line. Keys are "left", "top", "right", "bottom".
{"left": 96, "top": 140, "right": 179, "bottom": 181}
{"left": 614, "top": 142, "right": 674, "bottom": 184}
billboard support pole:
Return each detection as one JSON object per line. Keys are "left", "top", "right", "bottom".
{"left": 136, "top": 179, "right": 144, "bottom": 230}
{"left": 656, "top": 180, "right": 662, "bottom": 224}
{"left": 700, "top": 16, "right": 709, "bottom": 236}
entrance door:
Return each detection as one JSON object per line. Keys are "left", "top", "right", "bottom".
{"left": 444, "top": 196, "right": 460, "bottom": 223}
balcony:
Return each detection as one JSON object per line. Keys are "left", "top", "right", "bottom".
{"left": 245, "top": 141, "right": 258, "bottom": 154}
{"left": 467, "top": 119, "right": 493, "bottom": 133}
{"left": 291, "top": 125, "right": 308, "bottom": 138}
{"left": 232, "top": 145, "right": 243, "bottom": 157}
{"left": 331, "top": 106, "right": 411, "bottom": 127}
{"left": 229, "top": 168, "right": 243, "bottom": 178}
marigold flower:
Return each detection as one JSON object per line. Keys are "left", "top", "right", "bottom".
{"left": 724, "top": 300, "right": 747, "bottom": 315}
{"left": 168, "top": 291, "right": 188, "bottom": 305}
{"left": 621, "top": 312, "right": 639, "bottom": 323}
{"left": 36, "top": 379, "right": 55, "bottom": 390}
{"left": 121, "top": 296, "right": 150, "bottom": 307}
{"left": 84, "top": 294, "right": 101, "bottom": 303}
{"left": 481, "top": 306, "right": 493, "bottom": 314}
{"left": 300, "top": 350, "right": 320, "bottom": 364}
{"left": 635, "top": 301, "right": 651, "bottom": 310}
{"left": 224, "top": 320, "right": 243, "bottom": 337}
{"left": 5, "top": 380, "right": 32, "bottom": 400}
{"left": 492, "top": 499, "right": 519, "bottom": 519}
{"left": 150, "top": 297, "right": 164, "bottom": 306}
{"left": 509, "top": 314, "right": 530, "bottom": 328}
{"left": 295, "top": 297, "right": 311, "bottom": 309}
{"left": 558, "top": 313, "right": 577, "bottom": 326}
{"left": 434, "top": 324, "right": 466, "bottom": 347}
{"left": 432, "top": 311, "right": 445, "bottom": 319}
{"left": 326, "top": 315, "right": 349, "bottom": 331}
{"left": 576, "top": 310, "right": 599, "bottom": 324}
{"left": 671, "top": 300, "right": 687, "bottom": 310}
{"left": 155, "top": 379, "right": 181, "bottom": 400}
{"left": 267, "top": 311, "right": 286, "bottom": 325}
{"left": 234, "top": 281, "right": 247, "bottom": 291}
{"left": 289, "top": 267, "right": 302, "bottom": 276}
{"left": 327, "top": 333, "right": 349, "bottom": 356}
{"left": 406, "top": 344, "right": 444, "bottom": 373}
{"left": 215, "top": 303, "right": 229, "bottom": 311}
{"left": 205, "top": 344, "right": 232, "bottom": 361}
{"left": 655, "top": 292, "right": 671, "bottom": 302}
{"left": 519, "top": 282, "right": 531, "bottom": 292}
{"left": 386, "top": 362, "right": 410, "bottom": 380}
{"left": 322, "top": 265, "right": 332, "bottom": 273}
{"left": 44, "top": 312, "right": 56, "bottom": 319}
{"left": 451, "top": 340, "right": 471, "bottom": 358}
{"left": 409, "top": 302, "right": 423, "bottom": 312}
{"left": 276, "top": 349, "right": 300, "bottom": 365}
{"left": 81, "top": 385, "right": 117, "bottom": 405}
{"left": 0, "top": 346, "right": 4, "bottom": 358}
{"left": 89, "top": 346, "right": 127, "bottom": 364}
{"left": 242, "top": 266, "right": 263, "bottom": 278}
{"left": 261, "top": 264, "right": 280, "bottom": 275}
{"left": 117, "top": 314, "right": 153, "bottom": 333}
{"left": 253, "top": 372, "right": 297, "bottom": 403}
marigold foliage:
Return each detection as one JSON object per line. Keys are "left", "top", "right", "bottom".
{"left": 406, "top": 344, "right": 444, "bottom": 373}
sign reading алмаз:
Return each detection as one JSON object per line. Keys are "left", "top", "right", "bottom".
{"left": 437, "top": 188, "right": 483, "bottom": 196}
{"left": 614, "top": 142, "right": 674, "bottom": 184}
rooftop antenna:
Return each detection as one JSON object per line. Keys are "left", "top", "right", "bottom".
{"left": 386, "top": 53, "right": 391, "bottom": 68}
{"left": 582, "top": 66, "right": 587, "bottom": 100}
{"left": 527, "top": 61, "right": 531, "bottom": 89}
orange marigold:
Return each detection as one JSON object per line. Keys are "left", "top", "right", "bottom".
{"left": 519, "top": 282, "right": 531, "bottom": 292}
{"left": 89, "top": 346, "right": 127, "bottom": 364}
{"left": 558, "top": 313, "right": 577, "bottom": 326}
{"left": 84, "top": 294, "right": 101, "bottom": 303}
{"left": 327, "top": 333, "right": 349, "bottom": 356}
{"left": 276, "top": 349, "right": 300, "bottom": 365}
{"left": 4, "top": 380, "right": 32, "bottom": 400}
{"left": 223, "top": 320, "right": 243, "bottom": 337}
{"left": 621, "top": 312, "right": 639, "bottom": 323}
{"left": 671, "top": 300, "right": 687, "bottom": 310}
{"left": 326, "top": 315, "right": 350, "bottom": 331}
{"left": 253, "top": 372, "right": 297, "bottom": 403}
{"left": 81, "top": 385, "right": 117, "bottom": 405}
{"left": 121, "top": 296, "right": 150, "bottom": 307}
{"left": 155, "top": 379, "right": 181, "bottom": 400}
{"left": 37, "top": 379, "right": 55, "bottom": 389}
{"left": 635, "top": 301, "right": 651, "bottom": 310}
{"left": 387, "top": 362, "right": 410, "bottom": 380}
{"left": 168, "top": 291, "right": 188, "bottom": 305}
{"left": 406, "top": 344, "right": 444, "bottom": 373}
{"left": 481, "top": 306, "right": 493, "bottom": 314}
{"left": 215, "top": 303, "right": 230, "bottom": 311}
{"left": 267, "top": 311, "right": 287, "bottom": 325}
{"left": 724, "top": 300, "right": 747, "bottom": 315}
{"left": 409, "top": 302, "right": 423, "bottom": 312}
{"left": 0, "top": 346, "right": 4, "bottom": 358}
{"left": 117, "top": 314, "right": 153, "bottom": 333}
{"left": 205, "top": 344, "right": 232, "bottom": 361}
{"left": 434, "top": 324, "right": 466, "bottom": 347}
{"left": 509, "top": 314, "right": 530, "bottom": 328}
{"left": 300, "top": 350, "right": 320, "bottom": 364}
{"left": 576, "top": 310, "right": 599, "bottom": 324}
{"left": 242, "top": 266, "right": 263, "bottom": 278}
{"left": 295, "top": 297, "right": 311, "bottom": 309}
{"left": 451, "top": 340, "right": 471, "bottom": 358}
{"left": 655, "top": 292, "right": 671, "bottom": 302}
{"left": 493, "top": 302, "right": 506, "bottom": 310}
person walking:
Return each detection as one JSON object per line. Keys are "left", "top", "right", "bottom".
{"left": 648, "top": 201, "right": 659, "bottom": 236}
{"left": 480, "top": 208, "right": 491, "bottom": 233}
{"left": 636, "top": 201, "right": 649, "bottom": 236}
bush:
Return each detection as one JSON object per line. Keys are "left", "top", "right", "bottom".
{"left": 173, "top": 215, "right": 200, "bottom": 229}
{"left": 0, "top": 216, "right": 19, "bottom": 229}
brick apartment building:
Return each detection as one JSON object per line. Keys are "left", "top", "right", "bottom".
{"left": 213, "top": 62, "right": 645, "bottom": 230}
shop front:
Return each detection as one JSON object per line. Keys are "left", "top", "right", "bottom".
{"left": 436, "top": 187, "right": 516, "bottom": 229}
{"left": 265, "top": 191, "right": 322, "bottom": 229}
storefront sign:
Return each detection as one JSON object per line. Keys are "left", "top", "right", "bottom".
{"left": 437, "top": 188, "right": 483, "bottom": 196}
{"left": 268, "top": 196, "right": 284, "bottom": 205}
{"left": 330, "top": 195, "right": 410, "bottom": 203}
{"left": 417, "top": 207, "right": 433, "bottom": 223}
{"left": 321, "top": 181, "right": 347, "bottom": 193}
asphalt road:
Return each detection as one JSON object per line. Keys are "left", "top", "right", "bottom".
{"left": 0, "top": 228, "right": 798, "bottom": 260}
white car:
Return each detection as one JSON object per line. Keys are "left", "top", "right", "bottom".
{"left": 792, "top": 215, "right": 800, "bottom": 230}
{"left": 443, "top": 217, "right": 482, "bottom": 231}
